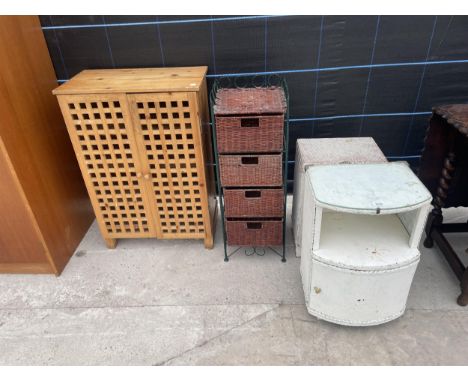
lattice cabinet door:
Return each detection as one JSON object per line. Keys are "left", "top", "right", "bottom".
{"left": 57, "top": 94, "right": 158, "bottom": 248}
{"left": 127, "top": 92, "right": 214, "bottom": 247}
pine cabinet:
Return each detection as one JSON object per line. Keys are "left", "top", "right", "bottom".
{"left": 53, "top": 67, "right": 216, "bottom": 249}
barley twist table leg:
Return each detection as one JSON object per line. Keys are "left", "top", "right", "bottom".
{"left": 424, "top": 152, "right": 456, "bottom": 248}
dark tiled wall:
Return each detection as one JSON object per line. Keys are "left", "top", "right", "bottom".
{"left": 40, "top": 15, "right": 468, "bottom": 177}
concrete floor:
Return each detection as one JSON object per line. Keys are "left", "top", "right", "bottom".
{"left": 1, "top": 199, "right": 467, "bottom": 365}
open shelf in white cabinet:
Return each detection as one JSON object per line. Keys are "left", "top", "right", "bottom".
{"left": 315, "top": 212, "right": 420, "bottom": 271}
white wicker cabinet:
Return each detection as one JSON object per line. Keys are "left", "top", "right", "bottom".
{"left": 300, "top": 163, "right": 432, "bottom": 326}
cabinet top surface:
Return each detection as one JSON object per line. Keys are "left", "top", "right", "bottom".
{"left": 214, "top": 87, "right": 287, "bottom": 115}
{"left": 307, "top": 162, "right": 432, "bottom": 213}
{"left": 296, "top": 137, "right": 387, "bottom": 168}
{"left": 433, "top": 104, "right": 468, "bottom": 136}
{"left": 53, "top": 66, "right": 208, "bottom": 95}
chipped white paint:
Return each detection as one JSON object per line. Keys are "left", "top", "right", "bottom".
{"left": 300, "top": 162, "right": 432, "bottom": 326}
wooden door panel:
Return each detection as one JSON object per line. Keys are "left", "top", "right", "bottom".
{"left": 0, "top": 138, "right": 50, "bottom": 267}
{"left": 128, "top": 92, "right": 207, "bottom": 239}
{"left": 57, "top": 94, "right": 156, "bottom": 238}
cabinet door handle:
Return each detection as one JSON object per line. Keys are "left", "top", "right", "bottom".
{"left": 136, "top": 172, "right": 142, "bottom": 178}
{"left": 144, "top": 174, "right": 150, "bottom": 180}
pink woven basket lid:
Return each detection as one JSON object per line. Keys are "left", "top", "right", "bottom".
{"left": 214, "top": 87, "right": 287, "bottom": 115}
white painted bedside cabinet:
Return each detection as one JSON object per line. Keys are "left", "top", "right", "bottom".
{"left": 300, "top": 162, "right": 432, "bottom": 326}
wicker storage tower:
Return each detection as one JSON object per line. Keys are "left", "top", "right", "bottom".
{"left": 53, "top": 67, "right": 216, "bottom": 249}
{"left": 212, "top": 82, "right": 288, "bottom": 261}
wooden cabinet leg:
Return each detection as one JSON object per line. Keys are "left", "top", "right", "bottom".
{"left": 457, "top": 270, "right": 468, "bottom": 306}
{"left": 424, "top": 209, "right": 442, "bottom": 248}
{"left": 104, "top": 238, "right": 117, "bottom": 249}
{"left": 424, "top": 151, "right": 455, "bottom": 248}
{"left": 423, "top": 211, "right": 436, "bottom": 248}
{"left": 204, "top": 234, "right": 214, "bottom": 249}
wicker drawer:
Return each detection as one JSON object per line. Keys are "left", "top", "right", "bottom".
{"left": 225, "top": 219, "right": 283, "bottom": 246}
{"left": 224, "top": 188, "right": 284, "bottom": 217}
{"left": 215, "top": 115, "right": 284, "bottom": 153}
{"left": 219, "top": 154, "right": 282, "bottom": 187}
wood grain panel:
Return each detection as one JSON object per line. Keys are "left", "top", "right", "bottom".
{"left": 57, "top": 94, "right": 156, "bottom": 241}
{"left": 53, "top": 67, "right": 208, "bottom": 95}
{"left": 128, "top": 92, "right": 210, "bottom": 241}
{"left": 196, "top": 78, "right": 217, "bottom": 248}
{"left": 0, "top": 16, "right": 94, "bottom": 273}
{"left": 0, "top": 138, "right": 51, "bottom": 267}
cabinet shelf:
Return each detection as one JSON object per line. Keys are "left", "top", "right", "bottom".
{"left": 313, "top": 212, "right": 419, "bottom": 271}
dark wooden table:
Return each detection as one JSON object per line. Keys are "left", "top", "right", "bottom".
{"left": 419, "top": 104, "right": 468, "bottom": 306}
